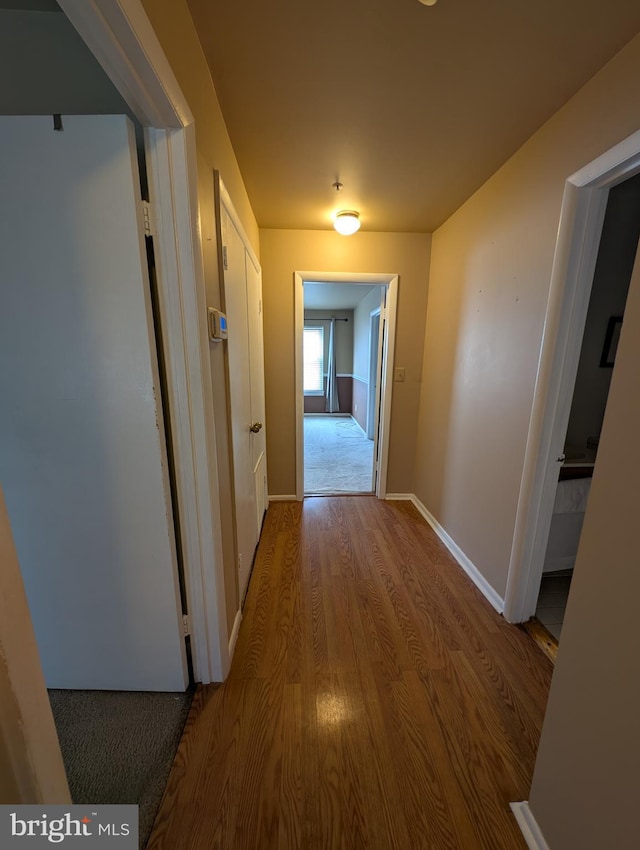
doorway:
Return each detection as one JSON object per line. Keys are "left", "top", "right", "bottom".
{"left": 302, "top": 283, "right": 383, "bottom": 495}
{"left": 504, "top": 129, "right": 640, "bottom": 625}
{"left": 295, "top": 272, "right": 398, "bottom": 501}
{"left": 531, "top": 172, "right": 640, "bottom": 643}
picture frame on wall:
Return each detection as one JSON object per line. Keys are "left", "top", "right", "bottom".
{"left": 600, "top": 315, "right": 623, "bottom": 368}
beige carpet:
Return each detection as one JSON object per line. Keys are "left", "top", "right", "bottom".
{"left": 304, "top": 415, "right": 374, "bottom": 494}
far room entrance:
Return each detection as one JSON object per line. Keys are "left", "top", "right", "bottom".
{"left": 295, "top": 272, "right": 398, "bottom": 500}
{"left": 302, "top": 280, "right": 382, "bottom": 493}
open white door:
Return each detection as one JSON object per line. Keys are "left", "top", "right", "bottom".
{"left": 0, "top": 115, "right": 187, "bottom": 691}
{"left": 371, "top": 292, "right": 386, "bottom": 492}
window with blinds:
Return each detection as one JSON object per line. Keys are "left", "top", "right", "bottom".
{"left": 303, "top": 326, "right": 324, "bottom": 394}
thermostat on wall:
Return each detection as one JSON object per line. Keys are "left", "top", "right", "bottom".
{"left": 208, "top": 307, "right": 228, "bottom": 341}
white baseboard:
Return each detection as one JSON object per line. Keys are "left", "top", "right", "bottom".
{"left": 228, "top": 609, "right": 242, "bottom": 661}
{"left": 387, "top": 493, "right": 504, "bottom": 614}
{"left": 510, "top": 803, "right": 551, "bottom": 850}
{"left": 268, "top": 494, "right": 297, "bottom": 502}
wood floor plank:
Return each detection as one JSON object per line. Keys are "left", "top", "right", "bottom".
{"left": 148, "top": 497, "right": 552, "bottom": 850}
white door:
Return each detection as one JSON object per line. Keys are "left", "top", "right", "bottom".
{"left": 371, "top": 292, "right": 387, "bottom": 492}
{"left": 220, "top": 204, "right": 267, "bottom": 601}
{"left": 0, "top": 115, "right": 188, "bottom": 691}
{"left": 246, "top": 256, "right": 268, "bottom": 530}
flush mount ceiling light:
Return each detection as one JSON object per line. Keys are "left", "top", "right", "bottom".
{"left": 418, "top": 0, "right": 438, "bottom": 5}
{"left": 333, "top": 210, "right": 361, "bottom": 236}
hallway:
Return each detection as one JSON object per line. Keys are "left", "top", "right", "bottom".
{"left": 148, "top": 498, "right": 552, "bottom": 849}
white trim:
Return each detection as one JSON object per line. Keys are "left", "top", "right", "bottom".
{"left": 269, "top": 494, "right": 298, "bottom": 502}
{"left": 504, "top": 128, "right": 640, "bottom": 623}
{"left": 385, "top": 493, "right": 414, "bottom": 501}
{"left": 399, "top": 495, "right": 504, "bottom": 614}
{"left": 510, "top": 803, "right": 551, "bottom": 850}
{"left": 217, "top": 175, "right": 260, "bottom": 272}
{"left": 58, "top": 0, "right": 188, "bottom": 128}
{"left": 295, "top": 272, "right": 398, "bottom": 502}
{"left": 352, "top": 374, "right": 369, "bottom": 384}
{"left": 337, "top": 372, "right": 355, "bottom": 378}
{"left": 228, "top": 610, "right": 243, "bottom": 662}
{"left": 58, "top": 0, "right": 229, "bottom": 681}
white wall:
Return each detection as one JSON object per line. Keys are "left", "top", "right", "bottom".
{"left": 353, "top": 287, "right": 383, "bottom": 381}
{"left": 0, "top": 9, "right": 130, "bottom": 114}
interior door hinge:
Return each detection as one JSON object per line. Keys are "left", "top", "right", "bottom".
{"left": 141, "top": 200, "right": 156, "bottom": 237}
{"left": 222, "top": 245, "right": 229, "bottom": 270}
{"left": 182, "top": 614, "right": 190, "bottom": 637}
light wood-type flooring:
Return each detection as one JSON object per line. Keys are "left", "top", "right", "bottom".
{"left": 148, "top": 497, "right": 552, "bottom": 850}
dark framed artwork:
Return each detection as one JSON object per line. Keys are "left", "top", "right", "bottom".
{"left": 600, "top": 315, "right": 623, "bottom": 368}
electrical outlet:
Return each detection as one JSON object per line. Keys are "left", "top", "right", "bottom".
{"left": 394, "top": 367, "right": 406, "bottom": 382}
{"left": 354, "top": 403, "right": 358, "bottom": 412}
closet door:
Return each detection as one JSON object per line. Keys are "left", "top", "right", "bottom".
{"left": 0, "top": 115, "right": 187, "bottom": 690}
{"left": 219, "top": 189, "right": 267, "bottom": 603}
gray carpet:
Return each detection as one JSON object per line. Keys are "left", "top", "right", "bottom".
{"left": 49, "top": 688, "right": 193, "bottom": 848}
{"left": 304, "top": 414, "right": 374, "bottom": 494}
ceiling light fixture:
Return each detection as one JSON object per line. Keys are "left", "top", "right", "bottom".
{"left": 418, "top": 0, "right": 438, "bottom": 5}
{"left": 333, "top": 210, "right": 361, "bottom": 236}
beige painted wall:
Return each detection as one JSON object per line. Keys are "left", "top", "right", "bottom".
{"left": 528, "top": 244, "right": 640, "bottom": 850}
{"left": 141, "top": 0, "right": 260, "bottom": 632}
{"left": 260, "top": 230, "right": 431, "bottom": 496}
{"left": 414, "top": 31, "right": 640, "bottom": 599}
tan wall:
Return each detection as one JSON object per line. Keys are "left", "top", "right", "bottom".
{"left": 141, "top": 0, "right": 259, "bottom": 632}
{"left": 414, "top": 32, "right": 640, "bottom": 599}
{"left": 528, "top": 244, "right": 640, "bottom": 849}
{"left": 260, "top": 230, "right": 431, "bottom": 496}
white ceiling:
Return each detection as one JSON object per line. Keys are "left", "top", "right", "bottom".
{"left": 304, "top": 283, "right": 377, "bottom": 310}
{"left": 188, "top": 0, "right": 640, "bottom": 233}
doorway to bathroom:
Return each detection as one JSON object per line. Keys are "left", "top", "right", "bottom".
{"left": 294, "top": 272, "right": 398, "bottom": 500}
{"left": 527, "top": 172, "right": 640, "bottom": 653}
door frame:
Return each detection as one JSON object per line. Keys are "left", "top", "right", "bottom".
{"left": 58, "top": 0, "right": 229, "bottom": 681}
{"left": 294, "top": 272, "right": 398, "bottom": 500}
{"left": 503, "top": 128, "right": 640, "bottom": 623}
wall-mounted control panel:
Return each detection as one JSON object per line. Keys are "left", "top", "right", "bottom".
{"left": 208, "top": 307, "right": 228, "bottom": 341}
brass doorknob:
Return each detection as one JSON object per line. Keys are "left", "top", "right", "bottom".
{"left": 250, "top": 421, "right": 263, "bottom": 433}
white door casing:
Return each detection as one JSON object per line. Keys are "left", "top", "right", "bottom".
{"left": 0, "top": 114, "right": 187, "bottom": 690}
